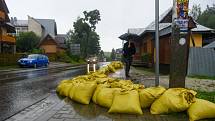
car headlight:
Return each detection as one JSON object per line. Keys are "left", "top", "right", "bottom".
{"left": 29, "top": 60, "right": 33, "bottom": 63}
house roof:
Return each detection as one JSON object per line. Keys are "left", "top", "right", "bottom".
{"left": 128, "top": 28, "right": 145, "bottom": 35}
{"left": 12, "top": 20, "right": 28, "bottom": 27}
{"left": 203, "top": 41, "right": 215, "bottom": 48}
{"left": 55, "top": 34, "right": 67, "bottom": 49}
{"left": 127, "top": 7, "right": 213, "bottom": 37}
{"left": 0, "top": 0, "right": 10, "bottom": 22}
{"left": 35, "top": 19, "right": 57, "bottom": 36}
{"left": 39, "top": 34, "right": 67, "bottom": 49}
{"left": 192, "top": 24, "right": 214, "bottom": 33}
{"left": 0, "top": 0, "right": 9, "bottom": 13}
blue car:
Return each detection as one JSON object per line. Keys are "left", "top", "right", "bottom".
{"left": 18, "top": 54, "right": 49, "bottom": 68}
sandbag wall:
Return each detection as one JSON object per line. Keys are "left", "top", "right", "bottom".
{"left": 56, "top": 61, "right": 215, "bottom": 121}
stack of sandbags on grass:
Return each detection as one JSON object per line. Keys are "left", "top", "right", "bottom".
{"left": 187, "top": 98, "right": 215, "bottom": 121}
{"left": 150, "top": 88, "right": 196, "bottom": 114}
{"left": 139, "top": 86, "right": 166, "bottom": 109}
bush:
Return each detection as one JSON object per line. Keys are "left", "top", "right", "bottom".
{"left": 31, "top": 48, "right": 44, "bottom": 54}
{"left": 56, "top": 51, "right": 86, "bottom": 64}
{"left": 141, "top": 53, "right": 152, "bottom": 63}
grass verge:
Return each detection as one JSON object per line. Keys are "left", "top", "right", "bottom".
{"left": 196, "top": 91, "right": 215, "bottom": 103}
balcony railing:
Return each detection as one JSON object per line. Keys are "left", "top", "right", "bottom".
{"left": 1, "top": 35, "right": 16, "bottom": 43}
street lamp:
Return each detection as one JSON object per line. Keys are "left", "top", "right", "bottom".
{"left": 155, "top": 0, "right": 160, "bottom": 86}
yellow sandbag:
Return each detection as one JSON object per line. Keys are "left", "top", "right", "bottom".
{"left": 187, "top": 98, "right": 215, "bottom": 121}
{"left": 107, "top": 65, "right": 116, "bottom": 73}
{"left": 139, "top": 86, "right": 166, "bottom": 108}
{"left": 108, "top": 90, "right": 143, "bottom": 115}
{"left": 72, "top": 82, "right": 97, "bottom": 104}
{"left": 61, "top": 83, "right": 74, "bottom": 97}
{"left": 96, "top": 88, "right": 121, "bottom": 108}
{"left": 92, "top": 84, "right": 110, "bottom": 104}
{"left": 150, "top": 88, "right": 196, "bottom": 114}
{"left": 56, "top": 83, "right": 73, "bottom": 96}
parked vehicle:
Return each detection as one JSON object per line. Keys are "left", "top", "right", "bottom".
{"left": 18, "top": 54, "right": 49, "bottom": 68}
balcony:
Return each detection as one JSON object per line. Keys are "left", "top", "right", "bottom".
{"left": 0, "top": 11, "right": 5, "bottom": 20}
{"left": 1, "top": 35, "right": 16, "bottom": 43}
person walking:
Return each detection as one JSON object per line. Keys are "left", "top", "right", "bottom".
{"left": 122, "top": 40, "right": 136, "bottom": 78}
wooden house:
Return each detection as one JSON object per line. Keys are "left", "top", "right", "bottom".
{"left": 38, "top": 34, "right": 67, "bottom": 54}
{"left": 127, "top": 8, "right": 214, "bottom": 66}
{"left": 0, "top": 0, "right": 16, "bottom": 53}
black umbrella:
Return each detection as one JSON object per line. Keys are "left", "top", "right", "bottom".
{"left": 119, "top": 33, "right": 139, "bottom": 40}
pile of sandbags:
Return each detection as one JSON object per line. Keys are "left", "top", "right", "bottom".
{"left": 56, "top": 61, "right": 215, "bottom": 120}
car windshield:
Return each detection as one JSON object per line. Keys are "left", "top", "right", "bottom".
{"left": 27, "top": 55, "right": 38, "bottom": 59}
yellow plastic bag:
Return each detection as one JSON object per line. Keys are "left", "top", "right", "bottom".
{"left": 96, "top": 88, "right": 121, "bottom": 108}
{"left": 92, "top": 84, "right": 109, "bottom": 104}
{"left": 57, "top": 83, "right": 73, "bottom": 96}
{"left": 72, "top": 82, "right": 97, "bottom": 104}
{"left": 150, "top": 88, "right": 196, "bottom": 114}
{"left": 187, "top": 98, "right": 215, "bottom": 121}
{"left": 61, "top": 83, "right": 74, "bottom": 97}
{"left": 108, "top": 90, "right": 143, "bottom": 115}
{"left": 139, "top": 86, "right": 166, "bottom": 108}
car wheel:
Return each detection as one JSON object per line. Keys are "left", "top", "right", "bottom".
{"left": 45, "top": 63, "right": 48, "bottom": 67}
{"left": 34, "top": 63, "right": 37, "bottom": 68}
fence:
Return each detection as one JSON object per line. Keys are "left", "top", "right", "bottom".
{"left": 0, "top": 53, "right": 24, "bottom": 66}
{"left": 188, "top": 47, "right": 215, "bottom": 77}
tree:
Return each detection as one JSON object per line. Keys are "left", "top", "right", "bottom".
{"left": 197, "top": 4, "right": 215, "bottom": 29}
{"left": 16, "top": 32, "right": 40, "bottom": 53}
{"left": 83, "top": 9, "right": 101, "bottom": 31}
{"left": 110, "top": 48, "right": 116, "bottom": 61}
{"left": 67, "top": 10, "right": 101, "bottom": 58}
{"left": 190, "top": 4, "right": 201, "bottom": 21}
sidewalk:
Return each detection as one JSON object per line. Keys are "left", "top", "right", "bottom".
{"left": 5, "top": 67, "right": 214, "bottom": 121}
{"left": 128, "top": 66, "right": 215, "bottom": 92}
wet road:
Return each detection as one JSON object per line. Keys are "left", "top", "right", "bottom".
{"left": 0, "top": 65, "right": 87, "bottom": 121}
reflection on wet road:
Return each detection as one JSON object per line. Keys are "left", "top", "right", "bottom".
{"left": 0, "top": 65, "right": 87, "bottom": 121}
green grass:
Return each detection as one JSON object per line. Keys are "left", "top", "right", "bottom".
{"left": 188, "top": 75, "right": 215, "bottom": 80}
{"left": 196, "top": 91, "right": 215, "bottom": 103}
{"left": 132, "top": 66, "right": 155, "bottom": 76}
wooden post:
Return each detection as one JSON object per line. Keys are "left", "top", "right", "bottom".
{"left": 169, "top": 26, "right": 189, "bottom": 87}
{"left": 169, "top": 0, "right": 190, "bottom": 88}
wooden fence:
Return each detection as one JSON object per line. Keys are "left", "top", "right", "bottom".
{"left": 0, "top": 53, "right": 24, "bottom": 66}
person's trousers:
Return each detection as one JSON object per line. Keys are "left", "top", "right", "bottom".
{"left": 124, "top": 58, "right": 132, "bottom": 76}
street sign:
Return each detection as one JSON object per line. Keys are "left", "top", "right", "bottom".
{"left": 70, "top": 44, "right": 80, "bottom": 55}
{"left": 175, "top": 0, "right": 189, "bottom": 32}
{"left": 175, "top": 19, "right": 189, "bottom": 32}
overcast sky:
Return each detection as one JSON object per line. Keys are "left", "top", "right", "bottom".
{"left": 6, "top": 0, "right": 215, "bottom": 52}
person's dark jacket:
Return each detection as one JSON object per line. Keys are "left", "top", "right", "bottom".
{"left": 123, "top": 42, "right": 136, "bottom": 58}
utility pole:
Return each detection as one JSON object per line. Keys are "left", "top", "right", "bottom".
{"left": 169, "top": 0, "right": 190, "bottom": 88}
{"left": 155, "top": 0, "right": 159, "bottom": 86}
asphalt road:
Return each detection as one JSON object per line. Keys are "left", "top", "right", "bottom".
{"left": 0, "top": 64, "right": 87, "bottom": 121}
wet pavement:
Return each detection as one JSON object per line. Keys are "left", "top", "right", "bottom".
{"left": 0, "top": 64, "right": 87, "bottom": 121}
